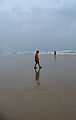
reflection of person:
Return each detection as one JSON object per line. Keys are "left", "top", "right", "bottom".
{"left": 34, "top": 50, "right": 42, "bottom": 69}
{"left": 54, "top": 55, "right": 56, "bottom": 59}
{"left": 35, "top": 68, "right": 40, "bottom": 85}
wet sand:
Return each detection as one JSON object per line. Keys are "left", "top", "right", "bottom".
{"left": 0, "top": 53, "right": 76, "bottom": 120}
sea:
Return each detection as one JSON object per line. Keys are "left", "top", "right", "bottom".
{"left": 0, "top": 50, "right": 76, "bottom": 55}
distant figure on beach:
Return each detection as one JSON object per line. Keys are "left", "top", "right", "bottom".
{"left": 34, "top": 50, "right": 42, "bottom": 69}
{"left": 54, "top": 51, "right": 56, "bottom": 59}
{"left": 54, "top": 51, "right": 56, "bottom": 56}
{"left": 35, "top": 68, "right": 40, "bottom": 85}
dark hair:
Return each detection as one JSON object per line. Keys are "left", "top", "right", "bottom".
{"left": 36, "top": 50, "right": 39, "bottom": 53}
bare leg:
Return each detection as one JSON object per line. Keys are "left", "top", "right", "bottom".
{"left": 35, "top": 63, "right": 36, "bottom": 67}
{"left": 38, "top": 63, "right": 42, "bottom": 68}
{"left": 38, "top": 63, "right": 40, "bottom": 67}
{"left": 34, "top": 63, "right": 37, "bottom": 69}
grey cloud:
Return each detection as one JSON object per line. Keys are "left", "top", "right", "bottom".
{"left": 0, "top": 0, "right": 76, "bottom": 51}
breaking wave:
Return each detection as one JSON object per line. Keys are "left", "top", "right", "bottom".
{"left": 0, "top": 50, "right": 76, "bottom": 55}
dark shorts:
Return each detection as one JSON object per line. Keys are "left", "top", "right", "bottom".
{"left": 35, "top": 60, "right": 39, "bottom": 64}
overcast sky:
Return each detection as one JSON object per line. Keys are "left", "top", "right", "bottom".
{"left": 0, "top": 0, "right": 76, "bottom": 51}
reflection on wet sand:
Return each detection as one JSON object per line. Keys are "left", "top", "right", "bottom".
{"left": 34, "top": 68, "right": 40, "bottom": 85}
{"left": 54, "top": 55, "right": 56, "bottom": 59}
{"left": 0, "top": 54, "right": 76, "bottom": 120}
{"left": 0, "top": 112, "right": 9, "bottom": 120}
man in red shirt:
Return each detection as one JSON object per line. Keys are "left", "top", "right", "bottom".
{"left": 34, "top": 50, "right": 42, "bottom": 69}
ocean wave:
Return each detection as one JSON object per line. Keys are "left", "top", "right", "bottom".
{"left": 12, "top": 51, "right": 31, "bottom": 55}
{"left": 56, "top": 50, "right": 76, "bottom": 55}
{"left": 38, "top": 50, "right": 76, "bottom": 55}
{"left": 0, "top": 50, "right": 76, "bottom": 55}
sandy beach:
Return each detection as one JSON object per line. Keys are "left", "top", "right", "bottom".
{"left": 0, "top": 53, "right": 76, "bottom": 120}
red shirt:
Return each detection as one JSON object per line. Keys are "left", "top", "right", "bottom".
{"left": 35, "top": 53, "right": 39, "bottom": 61}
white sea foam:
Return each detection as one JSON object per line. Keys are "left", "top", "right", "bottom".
{"left": 38, "top": 50, "right": 76, "bottom": 55}
{"left": 0, "top": 50, "right": 76, "bottom": 55}
{"left": 56, "top": 50, "right": 76, "bottom": 55}
{"left": 11, "top": 51, "right": 31, "bottom": 55}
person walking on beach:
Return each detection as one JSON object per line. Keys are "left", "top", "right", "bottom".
{"left": 34, "top": 50, "right": 42, "bottom": 69}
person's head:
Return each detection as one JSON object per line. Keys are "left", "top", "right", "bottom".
{"left": 36, "top": 50, "right": 39, "bottom": 54}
